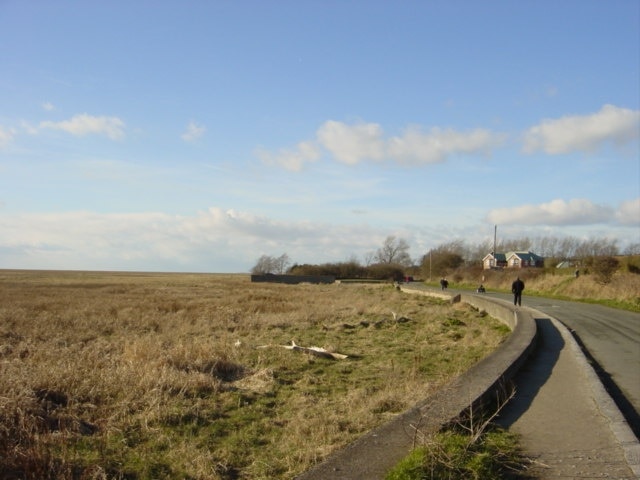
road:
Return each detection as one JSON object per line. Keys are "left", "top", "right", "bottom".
{"left": 484, "top": 290, "right": 640, "bottom": 437}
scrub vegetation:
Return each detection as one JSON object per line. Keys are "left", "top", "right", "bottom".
{"left": 386, "top": 391, "right": 530, "bottom": 480}
{"left": 0, "top": 271, "right": 508, "bottom": 480}
{"left": 442, "top": 263, "right": 640, "bottom": 312}
{"left": 385, "top": 425, "right": 526, "bottom": 480}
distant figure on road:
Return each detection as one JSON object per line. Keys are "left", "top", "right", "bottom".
{"left": 477, "top": 284, "right": 486, "bottom": 293}
{"left": 440, "top": 278, "right": 449, "bottom": 290}
{"left": 512, "top": 277, "right": 525, "bottom": 306}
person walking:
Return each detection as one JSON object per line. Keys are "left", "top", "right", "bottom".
{"left": 512, "top": 276, "right": 525, "bottom": 306}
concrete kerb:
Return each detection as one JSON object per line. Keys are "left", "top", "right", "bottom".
{"left": 296, "top": 287, "right": 538, "bottom": 480}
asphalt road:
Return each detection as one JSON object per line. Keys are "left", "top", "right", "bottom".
{"left": 484, "top": 290, "right": 640, "bottom": 437}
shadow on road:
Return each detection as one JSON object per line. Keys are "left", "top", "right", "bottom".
{"left": 563, "top": 324, "right": 640, "bottom": 439}
{"left": 496, "top": 317, "right": 562, "bottom": 428}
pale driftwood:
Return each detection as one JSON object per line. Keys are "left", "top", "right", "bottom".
{"left": 256, "top": 341, "right": 348, "bottom": 360}
{"left": 391, "top": 310, "right": 411, "bottom": 323}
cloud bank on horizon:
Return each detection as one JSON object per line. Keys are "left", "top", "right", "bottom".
{"left": 0, "top": 1, "right": 638, "bottom": 272}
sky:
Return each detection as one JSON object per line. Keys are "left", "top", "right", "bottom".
{"left": 1, "top": 0, "right": 639, "bottom": 273}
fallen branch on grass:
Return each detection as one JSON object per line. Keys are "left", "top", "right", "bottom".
{"left": 257, "top": 340, "right": 348, "bottom": 360}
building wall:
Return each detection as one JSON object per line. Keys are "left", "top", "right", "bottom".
{"left": 483, "top": 255, "right": 507, "bottom": 270}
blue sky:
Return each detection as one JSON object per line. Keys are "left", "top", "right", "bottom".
{"left": 1, "top": 0, "right": 639, "bottom": 272}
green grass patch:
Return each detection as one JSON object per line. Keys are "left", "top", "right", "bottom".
{"left": 386, "top": 425, "right": 528, "bottom": 480}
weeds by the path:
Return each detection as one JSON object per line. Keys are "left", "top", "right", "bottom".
{"left": 387, "top": 389, "right": 532, "bottom": 479}
{"left": 386, "top": 426, "right": 528, "bottom": 480}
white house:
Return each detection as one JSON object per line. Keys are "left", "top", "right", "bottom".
{"left": 483, "top": 251, "right": 544, "bottom": 269}
{"left": 506, "top": 251, "right": 545, "bottom": 268}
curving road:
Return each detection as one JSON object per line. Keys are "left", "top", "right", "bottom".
{"left": 485, "top": 291, "right": 640, "bottom": 436}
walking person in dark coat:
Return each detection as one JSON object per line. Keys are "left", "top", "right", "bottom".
{"left": 512, "top": 276, "right": 525, "bottom": 306}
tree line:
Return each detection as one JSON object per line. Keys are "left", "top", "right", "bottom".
{"left": 251, "top": 236, "right": 411, "bottom": 281}
{"left": 251, "top": 235, "right": 639, "bottom": 281}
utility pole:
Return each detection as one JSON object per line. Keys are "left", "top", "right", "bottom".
{"left": 492, "top": 225, "right": 497, "bottom": 268}
{"left": 494, "top": 225, "right": 497, "bottom": 255}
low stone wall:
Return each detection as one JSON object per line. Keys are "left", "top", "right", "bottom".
{"left": 400, "top": 287, "right": 536, "bottom": 415}
{"left": 400, "top": 287, "right": 456, "bottom": 302}
{"left": 459, "top": 292, "right": 518, "bottom": 329}
{"left": 297, "top": 286, "right": 538, "bottom": 480}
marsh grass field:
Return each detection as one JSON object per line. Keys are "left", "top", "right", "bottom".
{"left": 0, "top": 270, "right": 509, "bottom": 479}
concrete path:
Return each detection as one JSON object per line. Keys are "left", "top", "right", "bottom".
{"left": 497, "top": 309, "right": 639, "bottom": 479}
{"left": 490, "top": 292, "right": 640, "bottom": 435}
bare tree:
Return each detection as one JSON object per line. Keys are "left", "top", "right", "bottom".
{"left": 251, "top": 255, "right": 273, "bottom": 274}
{"left": 536, "top": 236, "right": 559, "bottom": 258}
{"left": 466, "top": 239, "right": 493, "bottom": 263}
{"left": 362, "top": 251, "right": 376, "bottom": 267}
{"left": 374, "top": 236, "right": 412, "bottom": 266}
{"left": 574, "top": 238, "right": 618, "bottom": 259}
{"left": 421, "top": 241, "right": 466, "bottom": 277}
{"left": 623, "top": 243, "right": 640, "bottom": 255}
{"left": 251, "top": 253, "right": 291, "bottom": 274}
{"left": 273, "top": 253, "right": 291, "bottom": 274}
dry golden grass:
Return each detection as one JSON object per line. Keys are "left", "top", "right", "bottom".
{"left": 529, "top": 271, "right": 640, "bottom": 304}
{"left": 0, "top": 271, "right": 508, "bottom": 479}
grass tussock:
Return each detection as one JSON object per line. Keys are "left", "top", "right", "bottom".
{"left": 385, "top": 426, "right": 527, "bottom": 480}
{"left": 386, "top": 393, "right": 531, "bottom": 480}
{"left": 0, "top": 271, "right": 508, "bottom": 479}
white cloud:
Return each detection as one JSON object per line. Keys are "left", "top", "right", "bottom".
{"left": 40, "top": 114, "right": 125, "bottom": 140}
{"left": 20, "top": 120, "right": 39, "bottom": 135}
{"left": 523, "top": 104, "right": 640, "bottom": 154}
{"left": 42, "top": 101, "right": 55, "bottom": 111}
{"left": 260, "top": 120, "right": 505, "bottom": 169}
{"left": 1, "top": 204, "right": 638, "bottom": 272}
{"left": 316, "top": 120, "right": 386, "bottom": 164}
{"left": 616, "top": 198, "right": 640, "bottom": 225}
{"left": 387, "top": 126, "right": 504, "bottom": 165}
{"left": 0, "top": 126, "right": 16, "bottom": 148}
{"left": 181, "top": 121, "right": 206, "bottom": 142}
{"left": 487, "top": 198, "right": 614, "bottom": 226}
{"left": 255, "top": 141, "right": 320, "bottom": 171}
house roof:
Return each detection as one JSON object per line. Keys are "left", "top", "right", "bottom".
{"left": 507, "top": 251, "right": 544, "bottom": 262}
{"left": 483, "top": 252, "right": 507, "bottom": 262}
